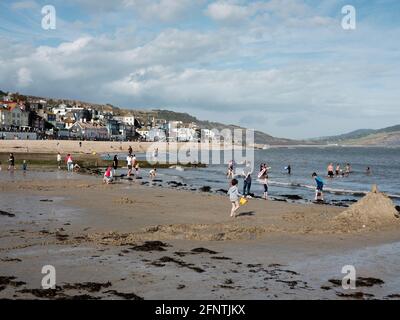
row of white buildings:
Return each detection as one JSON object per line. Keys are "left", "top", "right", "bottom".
{"left": 1, "top": 92, "right": 215, "bottom": 142}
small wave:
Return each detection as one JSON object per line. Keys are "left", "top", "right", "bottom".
{"left": 268, "top": 180, "right": 400, "bottom": 199}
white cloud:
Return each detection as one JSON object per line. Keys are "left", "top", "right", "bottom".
{"left": 1, "top": 0, "right": 399, "bottom": 138}
{"left": 11, "top": 0, "right": 39, "bottom": 10}
{"left": 205, "top": 1, "right": 252, "bottom": 22}
{"left": 17, "top": 67, "right": 33, "bottom": 87}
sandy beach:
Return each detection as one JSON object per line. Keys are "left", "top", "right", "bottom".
{"left": 1, "top": 168, "right": 400, "bottom": 300}
{"left": 0, "top": 140, "right": 246, "bottom": 155}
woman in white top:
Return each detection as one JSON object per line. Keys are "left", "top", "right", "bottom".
{"left": 258, "top": 164, "right": 269, "bottom": 200}
{"left": 126, "top": 154, "right": 133, "bottom": 177}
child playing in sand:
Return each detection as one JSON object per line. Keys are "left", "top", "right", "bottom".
{"left": 312, "top": 172, "right": 324, "bottom": 201}
{"left": 103, "top": 166, "right": 113, "bottom": 184}
{"left": 228, "top": 179, "right": 241, "bottom": 218}
{"left": 149, "top": 168, "right": 157, "bottom": 179}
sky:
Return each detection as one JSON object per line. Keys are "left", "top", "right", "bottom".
{"left": 0, "top": 0, "right": 399, "bottom": 139}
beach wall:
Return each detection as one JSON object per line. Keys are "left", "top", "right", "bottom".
{"left": 0, "top": 132, "right": 37, "bottom": 140}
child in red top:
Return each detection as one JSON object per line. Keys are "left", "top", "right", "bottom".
{"left": 103, "top": 166, "right": 113, "bottom": 184}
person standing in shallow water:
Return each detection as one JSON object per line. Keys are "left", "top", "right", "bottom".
{"left": 345, "top": 163, "right": 351, "bottom": 176}
{"left": 8, "top": 153, "right": 15, "bottom": 171}
{"left": 57, "top": 152, "right": 62, "bottom": 170}
{"left": 112, "top": 155, "right": 118, "bottom": 177}
{"left": 126, "top": 154, "right": 133, "bottom": 177}
{"left": 258, "top": 164, "right": 269, "bottom": 200}
{"left": 242, "top": 162, "right": 253, "bottom": 198}
{"left": 327, "top": 163, "right": 334, "bottom": 178}
{"left": 65, "top": 154, "right": 73, "bottom": 172}
{"left": 336, "top": 164, "right": 340, "bottom": 176}
{"left": 22, "top": 160, "right": 27, "bottom": 174}
{"left": 312, "top": 172, "right": 324, "bottom": 201}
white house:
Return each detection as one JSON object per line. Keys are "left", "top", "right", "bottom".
{"left": 69, "top": 122, "right": 108, "bottom": 140}
{"left": 148, "top": 128, "right": 166, "bottom": 142}
{"left": 0, "top": 105, "right": 29, "bottom": 128}
{"left": 177, "top": 127, "right": 198, "bottom": 142}
{"left": 113, "top": 115, "right": 136, "bottom": 126}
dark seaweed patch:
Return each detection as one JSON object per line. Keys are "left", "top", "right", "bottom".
{"left": 129, "top": 241, "right": 170, "bottom": 252}
{"left": 157, "top": 256, "right": 205, "bottom": 273}
{"left": 63, "top": 282, "right": 112, "bottom": 292}
{"left": 104, "top": 290, "right": 143, "bottom": 300}
{"left": 0, "top": 210, "right": 15, "bottom": 217}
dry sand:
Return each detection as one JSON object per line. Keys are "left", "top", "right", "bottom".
{"left": 1, "top": 171, "right": 400, "bottom": 300}
{"left": 0, "top": 140, "right": 240, "bottom": 155}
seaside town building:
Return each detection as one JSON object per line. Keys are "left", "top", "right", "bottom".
{"left": 0, "top": 90, "right": 215, "bottom": 142}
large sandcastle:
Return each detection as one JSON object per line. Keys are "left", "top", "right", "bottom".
{"left": 334, "top": 185, "right": 400, "bottom": 232}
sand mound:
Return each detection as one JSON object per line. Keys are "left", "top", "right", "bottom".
{"left": 334, "top": 188, "right": 399, "bottom": 232}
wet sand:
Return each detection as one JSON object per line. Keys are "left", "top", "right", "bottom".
{"left": 1, "top": 170, "right": 400, "bottom": 300}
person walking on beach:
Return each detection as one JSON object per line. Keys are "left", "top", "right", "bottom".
{"left": 8, "top": 153, "right": 15, "bottom": 171}
{"left": 242, "top": 162, "right": 253, "bottom": 198}
{"left": 258, "top": 164, "right": 269, "bottom": 200}
{"left": 312, "top": 172, "right": 324, "bottom": 201}
{"left": 57, "top": 152, "right": 62, "bottom": 170}
{"left": 228, "top": 179, "right": 241, "bottom": 218}
{"left": 112, "top": 155, "right": 119, "bottom": 177}
{"left": 103, "top": 166, "right": 113, "bottom": 184}
{"left": 128, "top": 145, "right": 133, "bottom": 156}
{"left": 327, "top": 163, "right": 334, "bottom": 178}
{"left": 65, "top": 154, "right": 73, "bottom": 172}
{"left": 126, "top": 154, "right": 133, "bottom": 177}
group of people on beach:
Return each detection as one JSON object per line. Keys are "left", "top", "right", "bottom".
{"left": 227, "top": 160, "right": 272, "bottom": 217}
{"left": 103, "top": 147, "right": 157, "bottom": 184}
{"left": 226, "top": 160, "right": 348, "bottom": 217}
{"left": 327, "top": 163, "right": 352, "bottom": 178}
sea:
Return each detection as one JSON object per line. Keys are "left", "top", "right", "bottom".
{"left": 106, "top": 146, "right": 400, "bottom": 205}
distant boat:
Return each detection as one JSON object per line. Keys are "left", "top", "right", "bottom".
{"left": 262, "top": 145, "right": 270, "bottom": 150}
